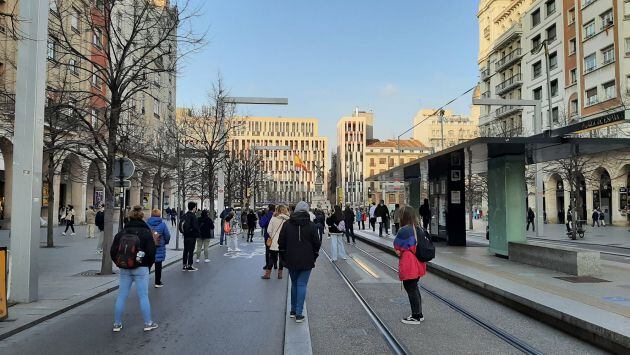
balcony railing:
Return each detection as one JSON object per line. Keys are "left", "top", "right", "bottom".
{"left": 481, "top": 91, "right": 491, "bottom": 99}
{"left": 495, "top": 48, "right": 522, "bottom": 72}
{"left": 495, "top": 105, "right": 523, "bottom": 118}
{"left": 480, "top": 67, "right": 490, "bottom": 80}
{"left": 495, "top": 73, "right": 522, "bottom": 94}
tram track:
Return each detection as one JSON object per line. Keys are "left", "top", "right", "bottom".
{"left": 323, "top": 241, "right": 545, "bottom": 355}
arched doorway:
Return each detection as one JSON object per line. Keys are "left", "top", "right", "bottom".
{"left": 86, "top": 161, "right": 105, "bottom": 208}
{"left": 0, "top": 137, "right": 13, "bottom": 226}
{"left": 546, "top": 174, "right": 565, "bottom": 224}
{"left": 593, "top": 168, "right": 612, "bottom": 224}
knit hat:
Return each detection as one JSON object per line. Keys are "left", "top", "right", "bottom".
{"left": 295, "top": 201, "right": 309, "bottom": 212}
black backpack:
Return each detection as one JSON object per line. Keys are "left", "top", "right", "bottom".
{"left": 413, "top": 226, "right": 435, "bottom": 262}
{"left": 114, "top": 231, "right": 142, "bottom": 269}
{"left": 179, "top": 213, "right": 194, "bottom": 235}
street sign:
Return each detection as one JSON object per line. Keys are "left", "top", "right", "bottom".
{"left": 114, "top": 179, "right": 131, "bottom": 188}
{"left": 113, "top": 157, "right": 135, "bottom": 179}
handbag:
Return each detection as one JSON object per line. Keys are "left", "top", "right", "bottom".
{"left": 266, "top": 220, "right": 285, "bottom": 247}
{"left": 413, "top": 225, "right": 435, "bottom": 262}
{"left": 376, "top": 216, "right": 382, "bottom": 223}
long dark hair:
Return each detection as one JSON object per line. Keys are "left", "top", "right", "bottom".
{"left": 334, "top": 205, "right": 343, "bottom": 220}
{"left": 399, "top": 206, "right": 419, "bottom": 227}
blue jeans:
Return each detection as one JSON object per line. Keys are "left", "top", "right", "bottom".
{"left": 220, "top": 219, "right": 226, "bottom": 245}
{"left": 289, "top": 269, "right": 312, "bottom": 316}
{"left": 330, "top": 233, "right": 347, "bottom": 261}
{"left": 114, "top": 267, "right": 152, "bottom": 325}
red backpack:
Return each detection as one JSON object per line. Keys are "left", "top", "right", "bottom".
{"left": 114, "top": 232, "right": 142, "bottom": 269}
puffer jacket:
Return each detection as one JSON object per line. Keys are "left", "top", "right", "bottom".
{"left": 267, "top": 214, "right": 289, "bottom": 251}
{"left": 278, "top": 211, "right": 322, "bottom": 270}
{"left": 393, "top": 225, "right": 426, "bottom": 281}
{"left": 147, "top": 216, "right": 171, "bottom": 263}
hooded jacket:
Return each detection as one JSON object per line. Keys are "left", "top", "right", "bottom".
{"left": 393, "top": 225, "right": 426, "bottom": 281}
{"left": 278, "top": 211, "right": 321, "bottom": 270}
{"left": 110, "top": 219, "right": 156, "bottom": 268}
{"left": 147, "top": 216, "right": 171, "bottom": 262}
{"left": 344, "top": 207, "right": 355, "bottom": 225}
{"left": 198, "top": 213, "right": 214, "bottom": 239}
{"left": 259, "top": 211, "right": 274, "bottom": 239}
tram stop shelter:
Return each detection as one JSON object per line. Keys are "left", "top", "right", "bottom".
{"left": 366, "top": 136, "right": 630, "bottom": 257}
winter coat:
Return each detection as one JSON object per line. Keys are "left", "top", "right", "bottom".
{"left": 110, "top": 219, "right": 156, "bottom": 268}
{"left": 393, "top": 225, "right": 426, "bottom": 281}
{"left": 419, "top": 204, "right": 431, "bottom": 221}
{"left": 181, "top": 211, "right": 201, "bottom": 239}
{"left": 247, "top": 212, "right": 258, "bottom": 229}
{"left": 343, "top": 208, "right": 355, "bottom": 225}
{"left": 313, "top": 211, "right": 326, "bottom": 240}
{"left": 369, "top": 205, "right": 377, "bottom": 218}
{"left": 278, "top": 211, "right": 322, "bottom": 270}
{"left": 326, "top": 214, "right": 344, "bottom": 234}
{"left": 267, "top": 214, "right": 289, "bottom": 251}
{"left": 64, "top": 209, "right": 76, "bottom": 223}
{"left": 393, "top": 208, "right": 401, "bottom": 223}
{"left": 95, "top": 211, "right": 105, "bottom": 231}
{"left": 259, "top": 211, "right": 274, "bottom": 239}
{"left": 527, "top": 209, "right": 535, "bottom": 221}
{"left": 355, "top": 211, "right": 362, "bottom": 223}
{"left": 86, "top": 209, "right": 96, "bottom": 224}
{"left": 147, "top": 216, "right": 171, "bottom": 263}
{"left": 375, "top": 204, "right": 389, "bottom": 221}
{"left": 198, "top": 215, "right": 214, "bottom": 239}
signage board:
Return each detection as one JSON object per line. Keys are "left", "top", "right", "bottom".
{"left": 113, "top": 157, "right": 135, "bottom": 179}
{"left": 114, "top": 179, "right": 131, "bottom": 188}
{"left": 552, "top": 110, "right": 627, "bottom": 136}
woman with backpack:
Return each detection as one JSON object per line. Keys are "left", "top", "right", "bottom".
{"left": 326, "top": 205, "right": 347, "bottom": 262}
{"left": 393, "top": 206, "right": 427, "bottom": 325}
{"left": 225, "top": 212, "right": 241, "bottom": 252}
{"left": 147, "top": 209, "right": 171, "bottom": 288}
{"left": 262, "top": 205, "right": 289, "bottom": 280}
{"left": 110, "top": 206, "right": 158, "bottom": 332}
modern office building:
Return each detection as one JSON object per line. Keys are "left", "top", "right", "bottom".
{"left": 412, "top": 109, "right": 479, "bottom": 151}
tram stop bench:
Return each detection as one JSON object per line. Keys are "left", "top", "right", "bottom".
{"left": 508, "top": 242, "right": 601, "bottom": 276}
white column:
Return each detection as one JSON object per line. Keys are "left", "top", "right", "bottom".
{"left": 10, "top": 0, "right": 49, "bottom": 302}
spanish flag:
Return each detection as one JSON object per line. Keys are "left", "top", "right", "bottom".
{"left": 294, "top": 154, "right": 309, "bottom": 172}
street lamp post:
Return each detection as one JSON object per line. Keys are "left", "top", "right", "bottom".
{"left": 532, "top": 39, "right": 554, "bottom": 134}
{"left": 10, "top": 0, "right": 50, "bottom": 302}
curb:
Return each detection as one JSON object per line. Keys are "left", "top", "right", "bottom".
{"left": 283, "top": 276, "right": 313, "bottom": 355}
{"left": 353, "top": 232, "right": 629, "bottom": 354}
{"left": 0, "top": 241, "right": 220, "bottom": 341}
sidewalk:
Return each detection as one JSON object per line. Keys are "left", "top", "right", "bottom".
{"left": 354, "top": 228, "right": 630, "bottom": 353}
{"left": 0, "top": 221, "right": 187, "bottom": 340}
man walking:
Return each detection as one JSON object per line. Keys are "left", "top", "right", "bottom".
{"left": 419, "top": 199, "right": 431, "bottom": 230}
{"left": 369, "top": 202, "right": 377, "bottom": 232}
{"left": 95, "top": 205, "right": 105, "bottom": 253}
{"left": 526, "top": 207, "right": 535, "bottom": 231}
{"left": 375, "top": 200, "right": 390, "bottom": 237}
{"left": 343, "top": 203, "right": 356, "bottom": 245}
{"left": 86, "top": 205, "right": 97, "bottom": 239}
{"left": 180, "top": 202, "right": 200, "bottom": 271}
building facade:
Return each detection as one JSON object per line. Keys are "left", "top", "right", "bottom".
{"left": 412, "top": 109, "right": 479, "bottom": 151}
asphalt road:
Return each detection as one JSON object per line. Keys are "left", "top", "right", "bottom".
{"left": 0, "top": 237, "right": 288, "bottom": 355}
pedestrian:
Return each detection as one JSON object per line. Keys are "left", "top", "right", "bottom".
{"left": 86, "top": 205, "right": 97, "bottom": 239}
{"left": 566, "top": 207, "right": 574, "bottom": 231}
{"left": 95, "top": 204, "right": 105, "bottom": 253}
{"left": 592, "top": 208, "right": 600, "bottom": 227}
{"left": 599, "top": 208, "right": 606, "bottom": 226}
{"left": 247, "top": 209, "right": 258, "bottom": 242}
{"left": 278, "top": 201, "right": 322, "bottom": 323}
{"left": 179, "top": 202, "right": 200, "bottom": 271}
{"left": 170, "top": 208, "right": 177, "bottom": 227}
{"left": 240, "top": 209, "right": 248, "bottom": 239}
{"left": 419, "top": 199, "right": 431, "bottom": 230}
{"left": 558, "top": 208, "right": 564, "bottom": 224}
{"left": 375, "top": 200, "right": 390, "bottom": 237}
{"left": 225, "top": 212, "right": 241, "bottom": 252}
{"left": 326, "top": 205, "right": 348, "bottom": 261}
{"left": 62, "top": 205, "right": 76, "bottom": 236}
{"left": 259, "top": 204, "right": 276, "bottom": 269}
{"left": 344, "top": 203, "right": 356, "bottom": 245}
{"left": 526, "top": 207, "right": 535, "bottom": 231}
{"left": 110, "top": 205, "right": 158, "bottom": 332}
{"left": 262, "top": 205, "right": 290, "bottom": 279}
{"left": 369, "top": 202, "right": 377, "bottom": 232}
{"left": 219, "top": 206, "right": 232, "bottom": 246}
{"left": 393, "top": 206, "right": 427, "bottom": 325}
{"left": 361, "top": 209, "right": 367, "bottom": 230}
{"left": 195, "top": 210, "right": 214, "bottom": 263}
{"left": 313, "top": 209, "right": 326, "bottom": 241}
{"left": 147, "top": 209, "right": 171, "bottom": 288}
{"left": 355, "top": 208, "right": 362, "bottom": 230}
{"left": 393, "top": 203, "right": 401, "bottom": 234}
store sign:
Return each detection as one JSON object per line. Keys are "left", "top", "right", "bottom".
{"left": 552, "top": 110, "right": 627, "bottom": 136}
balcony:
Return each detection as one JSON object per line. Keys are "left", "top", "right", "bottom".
{"left": 481, "top": 91, "right": 491, "bottom": 99}
{"left": 495, "top": 73, "right": 522, "bottom": 95}
{"left": 480, "top": 67, "right": 491, "bottom": 80}
{"left": 495, "top": 105, "right": 523, "bottom": 118}
{"left": 495, "top": 48, "right": 522, "bottom": 72}
{"left": 492, "top": 23, "right": 523, "bottom": 51}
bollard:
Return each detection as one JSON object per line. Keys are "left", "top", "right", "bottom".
{"left": 0, "top": 247, "right": 7, "bottom": 320}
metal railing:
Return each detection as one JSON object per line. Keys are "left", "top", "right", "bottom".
{"left": 495, "top": 105, "right": 523, "bottom": 118}
{"left": 495, "top": 48, "right": 522, "bottom": 71}
{"left": 495, "top": 73, "right": 522, "bottom": 94}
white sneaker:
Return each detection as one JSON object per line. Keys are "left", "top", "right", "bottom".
{"left": 196, "top": 259, "right": 200, "bottom": 263}
{"left": 71, "top": 233, "right": 76, "bottom": 236}
{"left": 227, "top": 248, "right": 234, "bottom": 252}
{"left": 235, "top": 248, "right": 242, "bottom": 252}
{"left": 401, "top": 315, "right": 424, "bottom": 325}
{"left": 204, "top": 259, "right": 210, "bottom": 263}
{"left": 62, "top": 232, "right": 66, "bottom": 236}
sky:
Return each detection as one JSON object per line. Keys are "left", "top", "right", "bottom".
{"left": 177, "top": 0, "right": 480, "bottom": 148}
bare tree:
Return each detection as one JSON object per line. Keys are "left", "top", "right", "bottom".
{"left": 49, "top": 0, "right": 203, "bottom": 274}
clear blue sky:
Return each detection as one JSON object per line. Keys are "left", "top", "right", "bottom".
{"left": 177, "top": 0, "right": 480, "bottom": 147}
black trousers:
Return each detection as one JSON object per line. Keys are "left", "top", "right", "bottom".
{"left": 370, "top": 218, "right": 376, "bottom": 231}
{"left": 64, "top": 221, "right": 75, "bottom": 233}
{"left": 155, "top": 261, "right": 163, "bottom": 284}
{"left": 247, "top": 227, "right": 255, "bottom": 241}
{"left": 394, "top": 223, "right": 400, "bottom": 234}
{"left": 264, "top": 245, "right": 276, "bottom": 270}
{"left": 170, "top": 217, "right": 176, "bottom": 226}
{"left": 360, "top": 220, "right": 365, "bottom": 230}
{"left": 183, "top": 238, "right": 196, "bottom": 266}
{"left": 345, "top": 224, "right": 355, "bottom": 243}
{"left": 526, "top": 220, "right": 535, "bottom": 231}
{"left": 422, "top": 218, "right": 429, "bottom": 230}
{"left": 267, "top": 250, "right": 284, "bottom": 270}
{"left": 403, "top": 278, "right": 423, "bottom": 317}
{"left": 379, "top": 221, "right": 389, "bottom": 236}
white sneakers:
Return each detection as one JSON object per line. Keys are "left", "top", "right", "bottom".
{"left": 204, "top": 259, "right": 210, "bottom": 263}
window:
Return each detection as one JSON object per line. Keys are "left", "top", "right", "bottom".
{"left": 532, "top": 61, "right": 542, "bottom": 78}
{"left": 50, "top": 0, "right": 58, "bottom": 14}
{"left": 90, "top": 109, "right": 98, "bottom": 127}
{"left": 47, "top": 37, "right": 55, "bottom": 59}
{"left": 627, "top": 75, "right": 630, "bottom": 93}
{"left": 603, "top": 80, "right": 616, "bottom": 100}
{"left": 551, "top": 79, "right": 559, "bottom": 97}
{"left": 546, "top": 24, "right": 557, "bottom": 42}
{"left": 586, "top": 87, "right": 598, "bottom": 106}
{"left": 91, "top": 73, "right": 99, "bottom": 87}
{"left": 570, "top": 99, "right": 578, "bottom": 117}
{"left": 532, "top": 8, "right": 541, "bottom": 27}
{"left": 584, "top": 0, "right": 596, "bottom": 6}
{"left": 569, "top": 38, "right": 576, "bottom": 54}
{"left": 568, "top": 8, "right": 575, "bottom": 24}
{"left": 379, "top": 158, "right": 386, "bottom": 164}
{"left": 71, "top": 8, "right": 80, "bottom": 31}
{"left": 601, "top": 10, "right": 614, "bottom": 29}
{"left": 533, "top": 87, "right": 543, "bottom": 100}
{"left": 69, "top": 58, "right": 78, "bottom": 75}
{"left": 625, "top": 38, "right": 630, "bottom": 56}
{"left": 532, "top": 34, "right": 541, "bottom": 50}
{"left": 570, "top": 68, "right": 577, "bottom": 84}
{"left": 549, "top": 51, "right": 558, "bottom": 70}
{"left": 602, "top": 45, "right": 615, "bottom": 64}
{"left": 584, "top": 21, "right": 595, "bottom": 38}
{"left": 626, "top": 0, "right": 630, "bottom": 18}
{"left": 92, "top": 29, "right": 101, "bottom": 47}
{"left": 584, "top": 53, "right": 596, "bottom": 72}
{"left": 546, "top": 0, "right": 556, "bottom": 15}
{"left": 154, "top": 98, "right": 160, "bottom": 116}
{"left": 370, "top": 158, "right": 375, "bottom": 167}
{"left": 551, "top": 107, "right": 559, "bottom": 123}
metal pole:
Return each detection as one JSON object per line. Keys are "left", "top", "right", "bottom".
{"left": 439, "top": 110, "right": 445, "bottom": 151}
{"left": 10, "top": 0, "right": 49, "bottom": 302}
{"left": 543, "top": 42, "right": 553, "bottom": 133}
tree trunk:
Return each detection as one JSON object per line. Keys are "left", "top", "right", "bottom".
{"left": 46, "top": 151, "right": 55, "bottom": 247}
{"left": 208, "top": 167, "right": 215, "bottom": 217}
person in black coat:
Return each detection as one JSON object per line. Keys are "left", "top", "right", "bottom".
{"left": 246, "top": 210, "right": 258, "bottom": 242}
{"left": 419, "top": 199, "right": 431, "bottom": 230}
{"left": 375, "top": 200, "right": 390, "bottom": 237}
{"left": 526, "top": 207, "right": 535, "bottom": 231}
{"left": 95, "top": 205, "right": 105, "bottom": 253}
{"left": 343, "top": 203, "right": 356, "bottom": 244}
{"left": 180, "top": 202, "right": 201, "bottom": 271}
{"left": 195, "top": 210, "right": 214, "bottom": 263}
{"left": 278, "top": 201, "right": 321, "bottom": 323}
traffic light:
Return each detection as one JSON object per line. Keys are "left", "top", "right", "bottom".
{"left": 368, "top": 187, "right": 373, "bottom": 197}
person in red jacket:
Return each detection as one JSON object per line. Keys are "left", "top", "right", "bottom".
{"left": 393, "top": 206, "right": 427, "bottom": 325}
